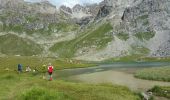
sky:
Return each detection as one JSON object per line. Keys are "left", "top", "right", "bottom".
{"left": 24, "top": 0, "right": 103, "bottom": 8}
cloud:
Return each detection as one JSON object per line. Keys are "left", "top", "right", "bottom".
{"left": 24, "top": 0, "right": 103, "bottom": 8}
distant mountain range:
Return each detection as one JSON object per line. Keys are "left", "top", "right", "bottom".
{"left": 0, "top": 0, "right": 170, "bottom": 61}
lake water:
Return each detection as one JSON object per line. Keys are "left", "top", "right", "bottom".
{"left": 55, "top": 62, "right": 170, "bottom": 92}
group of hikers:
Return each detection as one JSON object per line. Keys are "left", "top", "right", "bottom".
{"left": 17, "top": 63, "right": 54, "bottom": 81}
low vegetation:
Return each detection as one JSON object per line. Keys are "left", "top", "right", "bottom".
{"left": 0, "top": 34, "right": 42, "bottom": 56}
{"left": 0, "top": 56, "right": 95, "bottom": 71}
{"left": 106, "top": 55, "right": 170, "bottom": 63}
{"left": 116, "top": 32, "right": 129, "bottom": 41}
{"left": 131, "top": 46, "right": 150, "bottom": 55}
{"left": 136, "top": 15, "right": 149, "bottom": 20}
{"left": 134, "top": 32, "right": 155, "bottom": 41}
{"left": 150, "top": 86, "right": 170, "bottom": 99}
{"left": 0, "top": 56, "right": 141, "bottom": 100}
{"left": 135, "top": 66, "right": 170, "bottom": 82}
{"left": 0, "top": 72, "right": 140, "bottom": 100}
{"left": 50, "top": 23, "right": 113, "bottom": 58}
{"left": 48, "top": 22, "right": 79, "bottom": 32}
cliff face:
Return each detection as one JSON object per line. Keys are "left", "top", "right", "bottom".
{"left": 0, "top": 0, "right": 170, "bottom": 61}
{"left": 113, "top": 0, "right": 170, "bottom": 57}
{"left": 75, "top": 0, "right": 170, "bottom": 61}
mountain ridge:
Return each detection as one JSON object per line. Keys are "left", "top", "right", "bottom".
{"left": 0, "top": 0, "right": 170, "bottom": 61}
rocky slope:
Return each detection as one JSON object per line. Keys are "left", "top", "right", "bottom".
{"left": 75, "top": 0, "right": 170, "bottom": 61}
{"left": 0, "top": 0, "right": 170, "bottom": 61}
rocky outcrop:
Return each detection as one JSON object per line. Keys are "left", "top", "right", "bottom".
{"left": 72, "top": 4, "right": 87, "bottom": 13}
{"left": 59, "top": 5, "right": 72, "bottom": 17}
{"left": 95, "top": 5, "right": 113, "bottom": 20}
{"left": 0, "top": 0, "right": 170, "bottom": 60}
{"left": 118, "top": 0, "right": 170, "bottom": 57}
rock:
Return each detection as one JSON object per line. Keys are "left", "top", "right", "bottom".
{"left": 75, "top": 16, "right": 93, "bottom": 25}
{"left": 95, "top": 5, "right": 112, "bottom": 20}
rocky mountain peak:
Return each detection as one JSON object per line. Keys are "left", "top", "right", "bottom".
{"left": 1, "top": 0, "right": 170, "bottom": 61}
{"left": 72, "top": 4, "right": 87, "bottom": 13}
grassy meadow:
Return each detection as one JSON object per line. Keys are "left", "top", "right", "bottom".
{"left": 0, "top": 56, "right": 95, "bottom": 71}
{"left": 0, "top": 72, "right": 141, "bottom": 100}
{"left": 0, "top": 56, "right": 141, "bottom": 100}
{"left": 150, "top": 86, "right": 170, "bottom": 99}
{"left": 106, "top": 55, "right": 170, "bottom": 62}
{"left": 135, "top": 66, "right": 170, "bottom": 82}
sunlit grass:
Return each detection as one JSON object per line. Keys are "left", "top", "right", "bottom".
{"left": 150, "top": 86, "right": 170, "bottom": 99}
{"left": 0, "top": 71, "right": 140, "bottom": 100}
{"left": 135, "top": 66, "right": 170, "bottom": 82}
{"left": 0, "top": 56, "right": 95, "bottom": 71}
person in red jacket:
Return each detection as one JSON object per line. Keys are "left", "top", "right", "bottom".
{"left": 48, "top": 63, "right": 53, "bottom": 81}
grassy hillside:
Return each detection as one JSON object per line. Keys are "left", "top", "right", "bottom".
{"left": 135, "top": 66, "right": 170, "bottom": 82}
{"left": 116, "top": 33, "right": 129, "bottom": 41}
{"left": 0, "top": 34, "right": 42, "bottom": 56}
{"left": 134, "top": 32, "right": 155, "bottom": 41}
{"left": 50, "top": 23, "right": 113, "bottom": 58}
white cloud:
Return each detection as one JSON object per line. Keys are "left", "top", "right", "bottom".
{"left": 60, "top": 0, "right": 81, "bottom": 8}
{"left": 24, "top": 0, "right": 103, "bottom": 8}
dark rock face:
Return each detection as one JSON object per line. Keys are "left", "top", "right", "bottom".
{"left": 122, "top": 0, "right": 168, "bottom": 22}
{"left": 95, "top": 5, "right": 112, "bottom": 20}
{"left": 75, "top": 16, "right": 93, "bottom": 26}
{"left": 118, "top": 0, "right": 170, "bottom": 57}
{"left": 59, "top": 5, "right": 72, "bottom": 14}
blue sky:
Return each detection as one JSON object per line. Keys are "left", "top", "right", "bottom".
{"left": 24, "top": 0, "right": 103, "bottom": 8}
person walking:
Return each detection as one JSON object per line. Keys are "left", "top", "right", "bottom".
{"left": 48, "top": 63, "right": 53, "bottom": 81}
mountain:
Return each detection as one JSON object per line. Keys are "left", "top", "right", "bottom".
{"left": 0, "top": 0, "right": 170, "bottom": 61}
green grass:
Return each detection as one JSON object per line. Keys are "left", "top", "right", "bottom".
{"left": 0, "top": 34, "right": 43, "bottom": 56}
{"left": 143, "top": 57, "right": 170, "bottom": 62}
{"left": 2, "top": 22, "right": 79, "bottom": 35}
{"left": 0, "top": 71, "right": 141, "bottom": 100}
{"left": 116, "top": 33, "right": 129, "bottom": 41}
{"left": 142, "top": 20, "right": 149, "bottom": 26}
{"left": 0, "top": 56, "right": 96, "bottom": 71}
{"left": 134, "top": 32, "right": 155, "bottom": 41}
{"left": 108, "top": 54, "right": 145, "bottom": 62}
{"left": 25, "top": 16, "right": 40, "bottom": 23}
{"left": 135, "top": 66, "right": 170, "bottom": 82}
{"left": 136, "top": 15, "right": 148, "bottom": 20}
{"left": 105, "top": 55, "right": 170, "bottom": 63}
{"left": 0, "top": 22, "right": 3, "bottom": 31}
{"left": 130, "top": 46, "right": 150, "bottom": 55}
{"left": 106, "top": 46, "right": 150, "bottom": 62}
{"left": 150, "top": 86, "right": 170, "bottom": 99}
{"left": 49, "top": 22, "right": 79, "bottom": 32}
{"left": 50, "top": 23, "right": 113, "bottom": 58}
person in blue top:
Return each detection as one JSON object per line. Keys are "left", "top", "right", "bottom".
{"left": 18, "top": 64, "right": 22, "bottom": 73}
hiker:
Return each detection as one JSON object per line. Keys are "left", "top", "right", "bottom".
{"left": 26, "top": 66, "right": 31, "bottom": 72}
{"left": 18, "top": 64, "right": 22, "bottom": 73}
{"left": 48, "top": 63, "right": 54, "bottom": 81}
